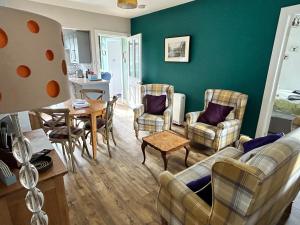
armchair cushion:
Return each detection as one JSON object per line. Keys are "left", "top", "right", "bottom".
{"left": 188, "top": 122, "right": 217, "bottom": 140}
{"left": 137, "top": 113, "right": 164, "bottom": 127}
{"left": 145, "top": 94, "right": 166, "bottom": 115}
{"left": 197, "top": 102, "right": 233, "bottom": 126}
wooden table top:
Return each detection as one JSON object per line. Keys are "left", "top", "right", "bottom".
{"left": 48, "top": 99, "right": 106, "bottom": 116}
{"left": 0, "top": 129, "right": 67, "bottom": 197}
{"left": 142, "top": 130, "right": 190, "bottom": 152}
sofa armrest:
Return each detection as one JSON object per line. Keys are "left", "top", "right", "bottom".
{"left": 235, "top": 135, "right": 252, "bottom": 150}
{"left": 133, "top": 104, "right": 144, "bottom": 119}
{"left": 159, "top": 171, "right": 211, "bottom": 224}
{"left": 217, "top": 119, "right": 241, "bottom": 129}
{"left": 210, "top": 158, "right": 262, "bottom": 223}
{"left": 186, "top": 111, "right": 204, "bottom": 125}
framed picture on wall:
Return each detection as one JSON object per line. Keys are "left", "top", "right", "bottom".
{"left": 165, "top": 36, "right": 190, "bottom": 62}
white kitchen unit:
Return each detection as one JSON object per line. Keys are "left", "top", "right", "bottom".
{"left": 69, "top": 78, "right": 110, "bottom": 101}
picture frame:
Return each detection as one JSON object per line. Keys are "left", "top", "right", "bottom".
{"left": 165, "top": 36, "right": 190, "bottom": 62}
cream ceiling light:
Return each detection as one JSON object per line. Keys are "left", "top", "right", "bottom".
{"left": 117, "top": 0, "right": 138, "bottom": 9}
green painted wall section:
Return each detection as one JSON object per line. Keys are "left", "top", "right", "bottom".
{"left": 131, "top": 0, "right": 300, "bottom": 136}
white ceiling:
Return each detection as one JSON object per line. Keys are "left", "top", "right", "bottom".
{"left": 28, "top": 0, "right": 194, "bottom": 18}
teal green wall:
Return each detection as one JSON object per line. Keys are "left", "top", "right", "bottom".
{"left": 131, "top": 0, "right": 300, "bottom": 136}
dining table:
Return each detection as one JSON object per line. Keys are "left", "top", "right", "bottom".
{"left": 49, "top": 98, "right": 106, "bottom": 159}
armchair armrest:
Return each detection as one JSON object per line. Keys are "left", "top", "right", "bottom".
{"left": 186, "top": 111, "right": 204, "bottom": 125}
{"left": 163, "top": 106, "right": 172, "bottom": 120}
{"left": 217, "top": 119, "right": 241, "bottom": 129}
{"left": 133, "top": 104, "right": 144, "bottom": 119}
{"left": 159, "top": 171, "right": 211, "bottom": 224}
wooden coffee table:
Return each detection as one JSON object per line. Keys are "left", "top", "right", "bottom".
{"left": 141, "top": 130, "right": 190, "bottom": 170}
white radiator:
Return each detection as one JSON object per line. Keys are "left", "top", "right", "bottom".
{"left": 172, "top": 93, "right": 186, "bottom": 125}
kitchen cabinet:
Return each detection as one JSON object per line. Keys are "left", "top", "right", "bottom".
{"left": 63, "top": 30, "right": 91, "bottom": 64}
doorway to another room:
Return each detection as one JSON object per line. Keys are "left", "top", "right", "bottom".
{"left": 97, "top": 32, "right": 142, "bottom": 107}
{"left": 257, "top": 4, "right": 300, "bottom": 137}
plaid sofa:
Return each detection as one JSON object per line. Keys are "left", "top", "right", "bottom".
{"left": 292, "top": 116, "right": 300, "bottom": 130}
{"left": 133, "top": 84, "right": 174, "bottom": 138}
{"left": 186, "top": 89, "right": 248, "bottom": 151}
{"left": 157, "top": 128, "right": 300, "bottom": 225}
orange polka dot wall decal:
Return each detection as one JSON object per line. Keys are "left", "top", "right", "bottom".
{"left": 45, "top": 50, "right": 54, "bottom": 61}
{"left": 62, "top": 60, "right": 67, "bottom": 75}
{"left": 27, "top": 20, "right": 39, "bottom": 33}
{"left": 17, "top": 65, "right": 31, "bottom": 78}
{"left": 46, "top": 80, "right": 60, "bottom": 98}
{"left": 0, "top": 28, "right": 8, "bottom": 48}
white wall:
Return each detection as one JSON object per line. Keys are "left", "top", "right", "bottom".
{"left": 278, "top": 26, "right": 300, "bottom": 91}
{"left": 2, "top": 0, "right": 131, "bottom": 73}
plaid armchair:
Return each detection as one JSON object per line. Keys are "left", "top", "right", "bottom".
{"left": 133, "top": 84, "right": 174, "bottom": 138}
{"left": 186, "top": 89, "right": 248, "bottom": 151}
{"left": 157, "top": 129, "right": 300, "bottom": 225}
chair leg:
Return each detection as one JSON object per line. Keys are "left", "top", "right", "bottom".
{"left": 111, "top": 128, "right": 117, "bottom": 146}
{"left": 81, "top": 135, "right": 91, "bottom": 158}
{"left": 161, "top": 216, "right": 168, "bottom": 225}
{"left": 66, "top": 142, "right": 76, "bottom": 172}
{"left": 135, "top": 129, "right": 139, "bottom": 139}
{"left": 105, "top": 129, "right": 112, "bottom": 158}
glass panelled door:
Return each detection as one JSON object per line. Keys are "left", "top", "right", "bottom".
{"left": 128, "top": 34, "right": 142, "bottom": 108}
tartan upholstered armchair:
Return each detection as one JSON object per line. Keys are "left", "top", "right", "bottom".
{"left": 157, "top": 129, "right": 300, "bottom": 225}
{"left": 186, "top": 89, "right": 248, "bottom": 151}
{"left": 133, "top": 84, "right": 174, "bottom": 138}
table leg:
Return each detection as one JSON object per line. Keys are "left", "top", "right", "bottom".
{"left": 141, "top": 141, "right": 147, "bottom": 164}
{"left": 184, "top": 146, "right": 190, "bottom": 167}
{"left": 161, "top": 152, "right": 168, "bottom": 170}
{"left": 91, "top": 113, "right": 97, "bottom": 159}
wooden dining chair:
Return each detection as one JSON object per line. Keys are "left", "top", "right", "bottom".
{"left": 83, "top": 96, "right": 118, "bottom": 158}
{"left": 34, "top": 108, "right": 90, "bottom": 172}
{"left": 80, "top": 89, "right": 105, "bottom": 101}
{"left": 75, "top": 89, "right": 105, "bottom": 126}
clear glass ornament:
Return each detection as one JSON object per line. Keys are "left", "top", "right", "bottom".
{"left": 19, "top": 164, "right": 39, "bottom": 189}
{"left": 31, "top": 211, "right": 48, "bottom": 225}
{"left": 25, "top": 188, "right": 44, "bottom": 213}
{"left": 12, "top": 137, "right": 33, "bottom": 164}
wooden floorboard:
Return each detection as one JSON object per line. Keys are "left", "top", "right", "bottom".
{"left": 53, "top": 104, "right": 300, "bottom": 225}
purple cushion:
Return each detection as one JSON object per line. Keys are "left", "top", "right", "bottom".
{"left": 243, "top": 133, "right": 284, "bottom": 153}
{"left": 145, "top": 94, "right": 166, "bottom": 115}
{"left": 186, "top": 175, "right": 211, "bottom": 192}
{"left": 186, "top": 175, "right": 212, "bottom": 206}
{"left": 197, "top": 102, "right": 234, "bottom": 126}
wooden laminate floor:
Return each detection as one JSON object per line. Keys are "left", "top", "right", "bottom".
{"left": 54, "top": 104, "right": 300, "bottom": 225}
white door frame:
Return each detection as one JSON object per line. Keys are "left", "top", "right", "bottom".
{"left": 256, "top": 4, "right": 300, "bottom": 137}
{"left": 94, "top": 29, "right": 129, "bottom": 74}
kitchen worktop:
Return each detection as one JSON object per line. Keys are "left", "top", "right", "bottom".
{"left": 69, "top": 77, "right": 109, "bottom": 84}
{"left": 69, "top": 77, "right": 110, "bottom": 101}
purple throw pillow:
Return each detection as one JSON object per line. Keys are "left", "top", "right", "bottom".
{"left": 243, "top": 133, "right": 284, "bottom": 153}
{"left": 145, "top": 94, "right": 166, "bottom": 115}
{"left": 197, "top": 102, "right": 234, "bottom": 126}
{"left": 186, "top": 175, "right": 212, "bottom": 206}
{"left": 186, "top": 175, "right": 211, "bottom": 192}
